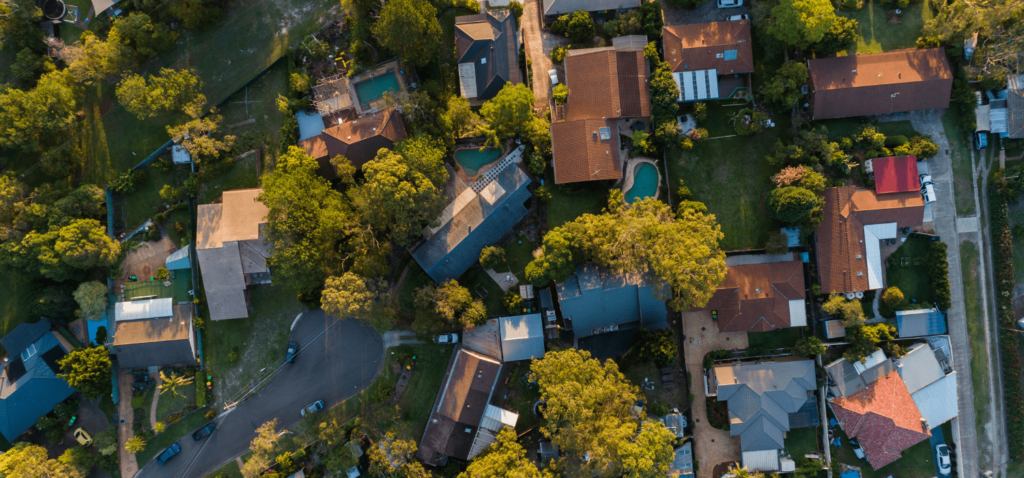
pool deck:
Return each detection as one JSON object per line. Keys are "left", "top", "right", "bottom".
{"left": 349, "top": 59, "right": 408, "bottom": 116}
{"left": 453, "top": 142, "right": 511, "bottom": 183}
{"left": 621, "top": 157, "right": 661, "bottom": 203}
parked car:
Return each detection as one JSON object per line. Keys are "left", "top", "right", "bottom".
{"left": 192, "top": 422, "right": 217, "bottom": 441}
{"left": 548, "top": 69, "right": 558, "bottom": 86}
{"left": 285, "top": 342, "right": 299, "bottom": 363}
{"left": 727, "top": 13, "right": 750, "bottom": 21}
{"left": 851, "top": 439, "right": 866, "bottom": 460}
{"left": 936, "top": 444, "right": 952, "bottom": 474}
{"left": 920, "top": 174, "right": 936, "bottom": 204}
{"left": 301, "top": 399, "right": 325, "bottom": 417}
{"left": 718, "top": 0, "right": 743, "bottom": 8}
{"left": 74, "top": 428, "right": 92, "bottom": 446}
{"left": 437, "top": 333, "right": 459, "bottom": 344}
{"left": 156, "top": 444, "right": 181, "bottom": 466}
{"left": 975, "top": 131, "right": 989, "bottom": 150}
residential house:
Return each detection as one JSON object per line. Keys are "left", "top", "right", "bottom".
{"left": 896, "top": 308, "right": 947, "bottom": 337}
{"left": 693, "top": 258, "right": 806, "bottom": 333}
{"left": 864, "top": 156, "right": 919, "bottom": 194}
{"left": 550, "top": 37, "right": 650, "bottom": 185}
{"left": 541, "top": 0, "right": 641, "bottom": 21}
{"left": 662, "top": 21, "right": 753, "bottom": 102}
{"left": 418, "top": 347, "right": 518, "bottom": 466}
{"left": 0, "top": 320, "right": 76, "bottom": 442}
{"left": 410, "top": 157, "right": 531, "bottom": 283}
{"left": 463, "top": 313, "right": 546, "bottom": 362}
{"left": 111, "top": 298, "right": 197, "bottom": 369}
{"left": 297, "top": 108, "right": 408, "bottom": 179}
{"left": 807, "top": 49, "right": 953, "bottom": 120}
{"left": 824, "top": 349, "right": 894, "bottom": 399}
{"left": 555, "top": 263, "right": 668, "bottom": 345}
{"left": 895, "top": 341, "right": 958, "bottom": 428}
{"left": 196, "top": 189, "right": 272, "bottom": 321}
{"left": 815, "top": 186, "right": 924, "bottom": 294}
{"left": 1008, "top": 75, "right": 1024, "bottom": 138}
{"left": 456, "top": 11, "right": 521, "bottom": 104}
{"left": 710, "top": 359, "right": 816, "bottom": 472}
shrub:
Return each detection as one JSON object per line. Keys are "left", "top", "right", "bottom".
{"left": 550, "top": 45, "right": 567, "bottom": 63}
{"left": 196, "top": 375, "right": 207, "bottom": 408}
{"left": 479, "top": 246, "right": 506, "bottom": 270}
{"left": 228, "top": 347, "right": 239, "bottom": 362}
{"left": 884, "top": 135, "right": 909, "bottom": 147}
{"left": 882, "top": 287, "right": 904, "bottom": 308}
{"left": 147, "top": 226, "right": 161, "bottom": 242}
{"left": 535, "top": 185, "right": 552, "bottom": 203}
{"left": 765, "top": 186, "right": 819, "bottom": 223}
{"left": 564, "top": 10, "right": 594, "bottom": 43}
{"left": 125, "top": 435, "right": 146, "bottom": 454}
{"left": 990, "top": 189, "right": 1024, "bottom": 458}
{"left": 692, "top": 102, "right": 707, "bottom": 122}
{"left": 794, "top": 337, "right": 826, "bottom": 357}
{"left": 676, "top": 180, "right": 692, "bottom": 201}
{"left": 503, "top": 288, "right": 523, "bottom": 313}
{"left": 374, "top": 381, "right": 395, "bottom": 403}
{"left": 205, "top": 409, "right": 217, "bottom": 420}
{"left": 702, "top": 349, "right": 731, "bottom": 369}
{"left": 154, "top": 422, "right": 166, "bottom": 433}
{"left": 631, "top": 328, "right": 677, "bottom": 367}
{"left": 765, "top": 230, "right": 789, "bottom": 254}
{"left": 529, "top": 151, "right": 546, "bottom": 175}
{"left": 927, "top": 241, "right": 951, "bottom": 310}
{"left": 552, "top": 84, "right": 568, "bottom": 105}
{"left": 895, "top": 136, "right": 940, "bottom": 160}
{"left": 508, "top": 1, "right": 523, "bottom": 24}
{"left": 156, "top": 267, "right": 169, "bottom": 280}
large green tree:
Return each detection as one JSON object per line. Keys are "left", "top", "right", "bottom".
{"left": 0, "top": 442, "right": 83, "bottom": 478}
{"left": 242, "top": 419, "right": 282, "bottom": 478}
{"left": 1, "top": 219, "right": 120, "bottom": 282}
{"left": 0, "top": 70, "right": 80, "bottom": 152}
{"left": 479, "top": 83, "right": 538, "bottom": 147}
{"left": 63, "top": 30, "right": 135, "bottom": 84}
{"left": 368, "top": 432, "right": 431, "bottom": 478}
{"left": 0, "top": 0, "right": 43, "bottom": 52}
{"left": 460, "top": 428, "right": 542, "bottom": 478}
{"left": 618, "top": 420, "right": 676, "bottom": 478}
{"left": 768, "top": 0, "right": 838, "bottom": 48}
{"left": 73, "top": 281, "right": 107, "bottom": 321}
{"left": 765, "top": 186, "right": 819, "bottom": 224}
{"left": 321, "top": 273, "right": 396, "bottom": 332}
{"left": 166, "top": 0, "right": 222, "bottom": 31}
{"left": 109, "top": 12, "right": 179, "bottom": 60}
{"left": 166, "top": 100, "right": 234, "bottom": 162}
{"left": 58, "top": 346, "right": 112, "bottom": 399}
{"left": 414, "top": 280, "right": 488, "bottom": 331}
{"left": 762, "top": 61, "right": 809, "bottom": 110}
{"left": 117, "top": 68, "right": 201, "bottom": 119}
{"left": 372, "top": 0, "right": 442, "bottom": 67}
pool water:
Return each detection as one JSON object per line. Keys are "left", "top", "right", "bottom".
{"left": 624, "top": 163, "right": 659, "bottom": 203}
{"left": 455, "top": 147, "right": 504, "bottom": 175}
{"left": 353, "top": 72, "right": 401, "bottom": 107}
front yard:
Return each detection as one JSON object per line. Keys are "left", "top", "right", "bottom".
{"left": 394, "top": 344, "right": 457, "bottom": 438}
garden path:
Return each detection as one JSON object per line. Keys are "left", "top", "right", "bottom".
{"left": 149, "top": 373, "right": 162, "bottom": 428}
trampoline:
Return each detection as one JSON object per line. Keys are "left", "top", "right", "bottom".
{"left": 353, "top": 72, "right": 401, "bottom": 109}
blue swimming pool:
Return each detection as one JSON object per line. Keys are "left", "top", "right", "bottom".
{"left": 353, "top": 72, "right": 401, "bottom": 108}
{"left": 624, "top": 163, "right": 659, "bottom": 203}
{"left": 455, "top": 147, "right": 504, "bottom": 175}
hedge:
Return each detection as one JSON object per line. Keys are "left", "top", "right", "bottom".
{"left": 927, "top": 241, "right": 952, "bottom": 310}
{"left": 990, "top": 190, "right": 1024, "bottom": 460}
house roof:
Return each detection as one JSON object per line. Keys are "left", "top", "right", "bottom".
{"left": 895, "top": 343, "right": 945, "bottom": 394}
{"left": 0, "top": 321, "right": 51, "bottom": 358}
{"left": 815, "top": 186, "right": 924, "bottom": 294}
{"left": 556, "top": 263, "right": 668, "bottom": 337}
{"left": 297, "top": 108, "right": 407, "bottom": 168}
{"left": 551, "top": 118, "right": 622, "bottom": 184}
{"left": 165, "top": 247, "right": 190, "bottom": 270}
{"left": 197, "top": 189, "right": 268, "bottom": 249}
{"left": 0, "top": 329, "right": 75, "bottom": 441}
{"left": 825, "top": 320, "right": 847, "bottom": 339}
{"left": 115, "top": 298, "right": 173, "bottom": 322}
{"left": 455, "top": 11, "right": 520, "bottom": 101}
{"left": 696, "top": 259, "right": 805, "bottom": 332}
{"left": 871, "top": 156, "right": 920, "bottom": 194}
{"left": 541, "top": 0, "right": 641, "bottom": 16}
{"left": 911, "top": 371, "right": 958, "bottom": 428}
{"left": 499, "top": 314, "right": 545, "bottom": 362}
{"left": 418, "top": 348, "right": 503, "bottom": 466}
{"left": 662, "top": 21, "right": 754, "bottom": 75}
{"left": 714, "top": 359, "right": 816, "bottom": 451}
{"left": 112, "top": 304, "right": 196, "bottom": 368}
{"left": 830, "top": 370, "right": 931, "bottom": 469}
{"left": 808, "top": 49, "right": 953, "bottom": 120}
{"left": 896, "top": 308, "right": 946, "bottom": 337}
{"left": 462, "top": 319, "right": 503, "bottom": 361}
{"left": 825, "top": 351, "right": 894, "bottom": 398}
{"left": 311, "top": 75, "right": 354, "bottom": 115}
{"left": 669, "top": 442, "right": 694, "bottom": 476}
{"left": 1009, "top": 75, "right": 1024, "bottom": 138}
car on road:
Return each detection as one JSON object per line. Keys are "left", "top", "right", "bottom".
{"left": 718, "top": 0, "right": 743, "bottom": 8}
{"left": 301, "top": 399, "right": 325, "bottom": 417}
{"left": 285, "top": 342, "right": 299, "bottom": 363}
{"left": 936, "top": 444, "right": 951, "bottom": 474}
{"left": 437, "top": 333, "right": 459, "bottom": 344}
{"left": 192, "top": 422, "right": 217, "bottom": 441}
{"left": 548, "top": 69, "right": 558, "bottom": 86}
{"left": 726, "top": 13, "right": 749, "bottom": 21}
{"left": 73, "top": 428, "right": 92, "bottom": 446}
{"left": 156, "top": 444, "right": 181, "bottom": 466}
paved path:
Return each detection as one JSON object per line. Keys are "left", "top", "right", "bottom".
{"left": 136, "top": 310, "right": 384, "bottom": 478}
{"left": 118, "top": 368, "right": 140, "bottom": 478}
{"left": 521, "top": 0, "right": 566, "bottom": 113}
{"left": 149, "top": 373, "right": 161, "bottom": 428}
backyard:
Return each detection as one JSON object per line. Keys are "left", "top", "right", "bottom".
{"left": 839, "top": 0, "right": 932, "bottom": 54}
{"left": 747, "top": 327, "right": 804, "bottom": 351}
{"left": 884, "top": 235, "right": 939, "bottom": 311}
{"left": 393, "top": 344, "right": 456, "bottom": 438}
{"left": 544, "top": 169, "right": 612, "bottom": 229}
{"left": 622, "top": 361, "right": 684, "bottom": 411}
{"left": 830, "top": 418, "right": 952, "bottom": 478}
{"left": 785, "top": 426, "right": 822, "bottom": 457}
{"left": 0, "top": 273, "right": 36, "bottom": 354}
{"left": 959, "top": 240, "right": 992, "bottom": 467}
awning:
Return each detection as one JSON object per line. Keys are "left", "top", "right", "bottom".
{"left": 674, "top": 69, "right": 719, "bottom": 102}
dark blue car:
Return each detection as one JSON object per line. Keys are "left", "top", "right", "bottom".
{"left": 156, "top": 443, "right": 181, "bottom": 466}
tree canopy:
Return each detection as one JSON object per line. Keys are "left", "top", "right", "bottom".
{"left": 765, "top": 186, "right": 820, "bottom": 224}
{"left": 74, "top": 281, "right": 108, "bottom": 322}
{"left": 109, "top": 12, "right": 179, "bottom": 60}
{"left": 372, "top": 0, "right": 442, "bottom": 67}
{"left": 0, "top": 70, "right": 80, "bottom": 152}
{"left": 479, "top": 83, "right": 538, "bottom": 147}
{"left": 461, "top": 428, "right": 543, "bottom": 478}
{"left": 762, "top": 61, "right": 809, "bottom": 110}
{"left": 768, "top": 0, "right": 838, "bottom": 48}
{"left": 321, "top": 273, "right": 396, "bottom": 332}
{"left": 117, "top": 68, "right": 201, "bottom": 119}
{"left": 58, "top": 346, "right": 112, "bottom": 399}
{"left": 0, "top": 442, "right": 83, "bottom": 478}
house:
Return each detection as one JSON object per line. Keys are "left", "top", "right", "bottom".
{"left": 0, "top": 320, "right": 76, "bottom": 442}
{"left": 864, "top": 156, "right": 919, "bottom": 194}
{"left": 550, "top": 37, "right": 650, "bottom": 184}
{"left": 807, "top": 49, "right": 953, "bottom": 120}
{"left": 1007, "top": 75, "right": 1024, "bottom": 138}
{"left": 555, "top": 263, "right": 668, "bottom": 340}
{"left": 456, "top": 11, "right": 521, "bottom": 103}
{"left": 418, "top": 347, "right": 519, "bottom": 466}
{"left": 815, "top": 186, "right": 924, "bottom": 294}
{"left": 693, "top": 259, "right": 806, "bottom": 333}
{"left": 662, "top": 21, "right": 753, "bottom": 102}
{"left": 895, "top": 342, "right": 958, "bottom": 427}
{"left": 196, "top": 189, "right": 272, "bottom": 321}
{"left": 411, "top": 159, "right": 531, "bottom": 283}
{"left": 111, "top": 298, "right": 197, "bottom": 369}
{"left": 669, "top": 442, "right": 694, "bottom": 477}
{"left": 825, "top": 320, "right": 846, "bottom": 339}
{"left": 541, "top": 0, "right": 641, "bottom": 20}
{"left": 710, "top": 359, "right": 817, "bottom": 471}
{"left": 824, "top": 349, "right": 894, "bottom": 398}
{"left": 462, "top": 314, "right": 546, "bottom": 362}
{"left": 298, "top": 108, "right": 408, "bottom": 178}
{"left": 896, "top": 308, "right": 947, "bottom": 337}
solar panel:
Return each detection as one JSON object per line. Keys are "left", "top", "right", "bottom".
{"left": 724, "top": 50, "right": 738, "bottom": 61}
{"left": 6, "top": 358, "right": 26, "bottom": 384}
{"left": 41, "top": 346, "right": 67, "bottom": 375}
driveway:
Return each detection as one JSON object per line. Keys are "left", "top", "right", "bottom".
{"left": 658, "top": 0, "right": 750, "bottom": 26}
{"left": 135, "top": 311, "right": 384, "bottom": 478}
{"left": 521, "top": 0, "right": 568, "bottom": 113}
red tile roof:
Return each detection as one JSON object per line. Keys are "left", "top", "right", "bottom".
{"left": 551, "top": 118, "right": 622, "bottom": 184}
{"left": 662, "top": 21, "right": 754, "bottom": 75}
{"left": 297, "top": 108, "right": 407, "bottom": 170}
{"left": 694, "top": 259, "right": 805, "bottom": 332}
{"left": 808, "top": 49, "right": 953, "bottom": 120}
{"left": 871, "top": 156, "right": 919, "bottom": 194}
{"left": 830, "top": 371, "right": 931, "bottom": 469}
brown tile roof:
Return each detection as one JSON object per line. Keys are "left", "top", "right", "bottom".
{"left": 815, "top": 186, "right": 924, "bottom": 294}
{"left": 809, "top": 49, "right": 953, "bottom": 120}
{"left": 418, "top": 348, "right": 502, "bottom": 466}
{"left": 662, "top": 21, "right": 754, "bottom": 75}
{"left": 551, "top": 118, "right": 622, "bottom": 184}
{"left": 695, "top": 259, "right": 805, "bottom": 332}
{"left": 297, "top": 108, "right": 408, "bottom": 169}
{"left": 831, "top": 371, "right": 931, "bottom": 469}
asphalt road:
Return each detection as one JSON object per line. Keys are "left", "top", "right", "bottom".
{"left": 136, "top": 310, "right": 384, "bottom": 478}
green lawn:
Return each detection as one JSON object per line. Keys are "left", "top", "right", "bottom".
{"left": 748, "top": 327, "right": 805, "bottom": 350}
{"left": 0, "top": 273, "right": 37, "bottom": 354}
{"left": 394, "top": 344, "right": 456, "bottom": 438}
{"left": 504, "top": 363, "right": 542, "bottom": 432}
{"left": 123, "top": 165, "right": 190, "bottom": 230}
{"left": 205, "top": 460, "right": 244, "bottom": 478}
{"left": 198, "top": 154, "right": 261, "bottom": 204}
{"left": 544, "top": 168, "right": 611, "bottom": 229}
{"left": 819, "top": 119, "right": 920, "bottom": 142}
{"left": 1011, "top": 202, "right": 1024, "bottom": 284}
{"left": 785, "top": 427, "right": 822, "bottom": 457}
{"left": 397, "top": 261, "right": 434, "bottom": 314}
{"left": 136, "top": 409, "right": 209, "bottom": 467}
{"left": 884, "top": 236, "right": 936, "bottom": 310}
{"left": 839, "top": 0, "right": 932, "bottom": 54}
{"left": 942, "top": 110, "right": 976, "bottom": 216}
{"left": 141, "top": 386, "right": 157, "bottom": 429}
{"left": 461, "top": 267, "right": 507, "bottom": 316}
{"left": 666, "top": 102, "right": 788, "bottom": 251}
{"left": 623, "top": 361, "right": 684, "bottom": 410}
{"left": 959, "top": 240, "right": 992, "bottom": 469}
{"left": 155, "top": 385, "right": 196, "bottom": 424}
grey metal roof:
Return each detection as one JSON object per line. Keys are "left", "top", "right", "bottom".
{"left": 1009, "top": 75, "right": 1024, "bottom": 138}
{"left": 911, "top": 371, "right": 958, "bottom": 428}
{"left": 0, "top": 320, "right": 50, "bottom": 357}
{"left": 165, "top": 246, "right": 191, "bottom": 270}
{"left": 669, "top": 441, "right": 694, "bottom": 476}
{"left": 895, "top": 343, "right": 945, "bottom": 394}
{"left": 197, "top": 243, "right": 249, "bottom": 320}
{"left": 896, "top": 308, "right": 946, "bottom": 337}
{"left": 738, "top": 416, "right": 786, "bottom": 451}
{"left": 542, "top": 0, "right": 641, "bottom": 16}
{"left": 555, "top": 264, "right": 668, "bottom": 337}
{"left": 824, "top": 353, "right": 894, "bottom": 398}
{"left": 499, "top": 314, "right": 545, "bottom": 362}
{"left": 714, "top": 359, "right": 816, "bottom": 452}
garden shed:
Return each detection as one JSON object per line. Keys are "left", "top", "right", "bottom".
{"left": 896, "top": 308, "right": 946, "bottom": 337}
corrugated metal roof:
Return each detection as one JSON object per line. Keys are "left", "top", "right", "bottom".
{"left": 911, "top": 371, "right": 958, "bottom": 428}
{"left": 165, "top": 247, "right": 190, "bottom": 270}
{"left": 896, "top": 308, "right": 946, "bottom": 337}
{"left": 990, "top": 104, "right": 1008, "bottom": 133}
{"left": 542, "top": 0, "right": 641, "bottom": 16}
{"left": 1008, "top": 75, "right": 1024, "bottom": 138}
{"left": 499, "top": 314, "right": 545, "bottom": 362}
{"left": 895, "top": 343, "right": 944, "bottom": 394}
{"left": 742, "top": 449, "right": 780, "bottom": 471}
{"left": 115, "top": 298, "right": 174, "bottom": 322}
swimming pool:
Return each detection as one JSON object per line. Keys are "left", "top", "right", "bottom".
{"left": 455, "top": 147, "right": 504, "bottom": 176}
{"left": 353, "top": 72, "right": 401, "bottom": 108}
{"left": 624, "top": 162, "right": 659, "bottom": 203}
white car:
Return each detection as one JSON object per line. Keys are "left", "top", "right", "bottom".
{"left": 920, "top": 174, "right": 936, "bottom": 204}
{"left": 935, "top": 444, "right": 951, "bottom": 474}
{"left": 727, "top": 14, "right": 750, "bottom": 21}
{"left": 437, "top": 333, "right": 459, "bottom": 344}
{"left": 718, "top": 0, "right": 743, "bottom": 8}
{"left": 548, "top": 69, "right": 558, "bottom": 86}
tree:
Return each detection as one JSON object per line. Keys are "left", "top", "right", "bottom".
{"left": 811, "top": 16, "right": 858, "bottom": 55}
{"left": 480, "top": 246, "right": 506, "bottom": 270}
{"left": 0, "top": 70, "right": 80, "bottom": 152}
{"left": 508, "top": 1, "right": 524, "bottom": 24}
{"left": 442, "top": 95, "right": 481, "bottom": 142}
{"left": 167, "top": 0, "right": 222, "bottom": 31}
{"left": 0, "top": 442, "right": 84, "bottom": 478}
{"left": 632, "top": 328, "right": 678, "bottom": 367}
{"left": 882, "top": 287, "right": 904, "bottom": 309}
{"left": 529, "top": 151, "right": 547, "bottom": 176}
{"left": 117, "top": 68, "right": 202, "bottom": 119}
{"left": 322, "top": 273, "right": 397, "bottom": 332}
{"left": 618, "top": 420, "right": 676, "bottom": 478}
{"left": 2, "top": 218, "right": 120, "bottom": 282}
{"left": 372, "top": 0, "right": 442, "bottom": 67}
{"left": 524, "top": 228, "right": 575, "bottom": 286}
{"left": 649, "top": 63, "right": 680, "bottom": 122}
{"left": 368, "top": 432, "right": 428, "bottom": 478}
{"left": 761, "top": 61, "right": 808, "bottom": 110}
{"left": 58, "top": 347, "right": 112, "bottom": 399}
{"left": 166, "top": 101, "right": 235, "bottom": 162}
{"left": 416, "top": 280, "right": 488, "bottom": 329}
{"left": 821, "top": 295, "right": 866, "bottom": 327}
{"left": 63, "top": 30, "right": 135, "bottom": 84}
{"left": 565, "top": 10, "right": 595, "bottom": 43}
{"left": 461, "top": 427, "right": 541, "bottom": 478}
{"left": 0, "top": 0, "right": 43, "bottom": 52}
{"left": 479, "top": 83, "right": 537, "bottom": 147}
{"left": 73, "top": 281, "right": 107, "bottom": 321}
{"left": 109, "top": 13, "right": 178, "bottom": 60}
{"left": 794, "top": 336, "right": 826, "bottom": 357}
{"left": 844, "top": 323, "right": 896, "bottom": 363}
{"left": 58, "top": 447, "right": 94, "bottom": 475}
{"left": 242, "top": 419, "right": 282, "bottom": 478}
{"left": 768, "top": 0, "right": 837, "bottom": 48}
{"left": 8, "top": 47, "right": 54, "bottom": 88}
{"left": 125, "top": 435, "right": 146, "bottom": 454}
{"left": 290, "top": 72, "right": 311, "bottom": 94}
{"left": 552, "top": 84, "right": 568, "bottom": 105}
{"left": 765, "top": 186, "right": 819, "bottom": 223}
{"left": 158, "top": 371, "right": 195, "bottom": 398}
{"left": 894, "top": 136, "right": 939, "bottom": 160}
{"left": 765, "top": 230, "right": 789, "bottom": 254}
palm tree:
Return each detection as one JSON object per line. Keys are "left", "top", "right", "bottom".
{"left": 158, "top": 371, "right": 195, "bottom": 398}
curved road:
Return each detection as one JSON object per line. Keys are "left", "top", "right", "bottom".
{"left": 137, "top": 310, "right": 384, "bottom": 478}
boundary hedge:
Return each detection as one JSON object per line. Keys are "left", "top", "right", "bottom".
{"left": 989, "top": 189, "right": 1024, "bottom": 460}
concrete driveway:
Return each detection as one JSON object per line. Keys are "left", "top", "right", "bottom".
{"left": 522, "top": 0, "right": 568, "bottom": 113}
{"left": 135, "top": 310, "right": 384, "bottom": 478}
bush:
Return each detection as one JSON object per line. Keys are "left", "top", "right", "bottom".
{"left": 508, "top": 1, "right": 523, "bottom": 24}
{"left": 228, "top": 347, "right": 239, "bottom": 362}
{"left": 564, "top": 10, "right": 594, "bottom": 43}
{"left": 884, "top": 135, "right": 909, "bottom": 147}
{"left": 631, "top": 328, "right": 677, "bottom": 367}
{"left": 156, "top": 267, "right": 169, "bottom": 280}
{"left": 765, "top": 230, "right": 789, "bottom": 254}
{"left": 535, "top": 185, "right": 552, "bottom": 203}
{"left": 882, "top": 287, "right": 904, "bottom": 308}
{"left": 702, "top": 349, "right": 731, "bottom": 370}
{"left": 927, "top": 241, "right": 951, "bottom": 310}
{"left": 503, "top": 288, "right": 523, "bottom": 313}
{"left": 479, "top": 246, "right": 506, "bottom": 270}
{"left": 550, "top": 45, "right": 567, "bottom": 63}
{"left": 765, "top": 186, "right": 819, "bottom": 223}
{"left": 794, "top": 337, "right": 826, "bottom": 357}
{"left": 552, "top": 84, "right": 568, "bottom": 105}
{"left": 205, "top": 409, "right": 217, "bottom": 420}
{"left": 147, "top": 226, "right": 161, "bottom": 242}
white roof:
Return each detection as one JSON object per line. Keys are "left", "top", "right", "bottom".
{"left": 172, "top": 145, "right": 191, "bottom": 164}
{"left": 862, "top": 223, "right": 897, "bottom": 290}
{"left": 976, "top": 104, "right": 991, "bottom": 132}
{"left": 912, "top": 371, "right": 958, "bottom": 428}
{"left": 459, "top": 63, "right": 478, "bottom": 98}
{"left": 853, "top": 349, "right": 888, "bottom": 374}
{"left": 115, "top": 298, "right": 174, "bottom": 322}
{"left": 480, "top": 181, "right": 506, "bottom": 204}
{"left": 788, "top": 300, "right": 807, "bottom": 326}
{"left": 481, "top": 404, "right": 519, "bottom": 431}
{"left": 742, "top": 450, "right": 780, "bottom": 472}
{"left": 674, "top": 70, "right": 720, "bottom": 102}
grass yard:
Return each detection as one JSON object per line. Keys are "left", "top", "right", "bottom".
{"left": 747, "top": 327, "right": 804, "bottom": 350}
{"left": 123, "top": 164, "right": 190, "bottom": 229}
{"left": 397, "top": 261, "right": 434, "bottom": 314}
{"left": 819, "top": 119, "right": 920, "bottom": 142}
{"left": 206, "top": 460, "right": 245, "bottom": 478}
{"left": 198, "top": 154, "right": 262, "bottom": 204}
{"left": 544, "top": 169, "right": 611, "bottom": 229}
{"left": 155, "top": 384, "right": 196, "bottom": 424}
{"left": 785, "top": 426, "right": 822, "bottom": 457}
{"left": 959, "top": 240, "right": 992, "bottom": 468}
{"left": 489, "top": 233, "right": 538, "bottom": 276}
{"left": 839, "top": 0, "right": 932, "bottom": 54}
{"left": 504, "top": 363, "right": 542, "bottom": 432}
{"left": 461, "top": 267, "right": 507, "bottom": 316}
{"left": 884, "top": 236, "right": 937, "bottom": 309}
{"left": 0, "top": 273, "right": 37, "bottom": 354}
{"left": 665, "top": 102, "right": 788, "bottom": 251}
{"left": 1010, "top": 201, "right": 1024, "bottom": 284}
{"left": 623, "top": 361, "right": 684, "bottom": 410}
{"left": 942, "top": 110, "right": 976, "bottom": 216}
{"left": 394, "top": 344, "right": 456, "bottom": 438}
{"left": 136, "top": 409, "right": 209, "bottom": 467}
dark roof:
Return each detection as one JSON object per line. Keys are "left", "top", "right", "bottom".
{"left": 662, "top": 21, "right": 754, "bottom": 75}
{"left": 112, "top": 304, "right": 196, "bottom": 368}
{"left": 695, "top": 259, "right": 805, "bottom": 332}
{"left": 1, "top": 320, "right": 51, "bottom": 357}
{"left": 455, "top": 11, "right": 521, "bottom": 101}
{"left": 297, "top": 108, "right": 408, "bottom": 170}
{"left": 555, "top": 264, "right": 668, "bottom": 337}
{"left": 872, "top": 156, "right": 919, "bottom": 194}
{"left": 1008, "top": 75, "right": 1024, "bottom": 138}
{"left": 411, "top": 164, "right": 532, "bottom": 283}
{"left": 418, "top": 348, "right": 502, "bottom": 466}
{"left": 0, "top": 331, "right": 75, "bottom": 441}
{"left": 808, "top": 49, "right": 953, "bottom": 120}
